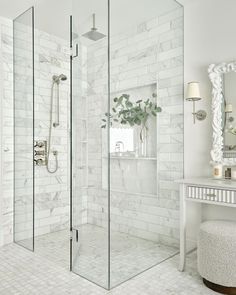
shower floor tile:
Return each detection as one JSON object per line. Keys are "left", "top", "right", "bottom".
{"left": 0, "top": 243, "right": 216, "bottom": 295}
{"left": 72, "top": 224, "right": 178, "bottom": 288}
{"left": 33, "top": 224, "right": 178, "bottom": 288}
{"left": 35, "top": 230, "right": 70, "bottom": 269}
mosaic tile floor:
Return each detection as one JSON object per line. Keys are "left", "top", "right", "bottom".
{"left": 72, "top": 224, "right": 178, "bottom": 288}
{"left": 0, "top": 242, "right": 217, "bottom": 295}
{"left": 35, "top": 230, "right": 70, "bottom": 269}
{"left": 33, "top": 225, "right": 178, "bottom": 288}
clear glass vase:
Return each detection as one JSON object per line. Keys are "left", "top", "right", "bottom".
{"left": 138, "top": 125, "right": 147, "bottom": 157}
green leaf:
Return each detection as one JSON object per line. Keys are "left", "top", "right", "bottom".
{"left": 152, "top": 93, "right": 157, "bottom": 98}
{"left": 134, "top": 118, "right": 141, "bottom": 125}
{"left": 112, "top": 107, "right": 116, "bottom": 113}
{"left": 136, "top": 99, "right": 142, "bottom": 104}
{"left": 151, "top": 111, "right": 157, "bottom": 116}
{"left": 102, "top": 119, "right": 106, "bottom": 122}
{"left": 126, "top": 101, "right": 133, "bottom": 108}
{"left": 101, "top": 125, "right": 106, "bottom": 128}
{"left": 113, "top": 97, "right": 118, "bottom": 102}
{"left": 117, "top": 96, "right": 123, "bottom": 106}
{"left": 156, "top": 107, "right": 162, "bottom": 112}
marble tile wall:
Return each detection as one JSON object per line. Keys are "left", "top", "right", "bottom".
{"left": 14, "top": 14, "right": 35, "bottom": 247}
{"left": 0, "top": 16, "right": 70, "bottom": 246}
{"left": 85, "top": 7, "right": 184, "bottom": 247}
{"left": 0, "top": 17, "right": 14, "bottom": 246}
{"left": 0, "top": 6, "right": 183, "bottom": 247}
{"left": 34, "top": 29, "right": 70, "bottom": 238}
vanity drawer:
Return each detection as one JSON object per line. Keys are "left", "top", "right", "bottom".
{"left": 187, "top": 186, "right": 236, "bottom": 204}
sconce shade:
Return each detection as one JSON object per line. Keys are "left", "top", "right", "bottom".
{"left": 186, "top": 82, "right": 201, "bottom": 101}
{"left": 225, "top": 104, "right": 233, "bottom": 113}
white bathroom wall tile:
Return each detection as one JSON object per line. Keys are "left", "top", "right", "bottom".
{"left": 0, "top": 17, "right": 70, "bottom": 246}
{"left": 85, "top": 7, "right": 183, "bottom": 248}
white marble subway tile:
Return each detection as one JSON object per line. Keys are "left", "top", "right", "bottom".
{"left": 159, "top": 66, "right": 183, "bottom": 79}
{"left": 159, "top": 8, "right": 183, "bottom": 25}
{"left": 148, "top": 22, "right": 171, "bottom": 38}
{"left": 146, "top": 17, "right": 159, "bottom": 30}
{"left": 159, "top": 47, "right": 183, "bottom": 61}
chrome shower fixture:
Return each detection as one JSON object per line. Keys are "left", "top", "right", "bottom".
{"left": 82, "top": 13, "right": 106, "bottom": 41}
{"left": 46, "top": 73, "right": 67, "bottom": 174}
{"left": 53, "top": 74, "right": 67, "bottom": 84}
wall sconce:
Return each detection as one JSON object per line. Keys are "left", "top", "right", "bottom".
{"left": 186, "top": 82, "right": 207, "bottom": 124}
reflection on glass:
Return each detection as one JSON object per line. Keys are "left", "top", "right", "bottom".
{"left": 224, "top": 72, "right": 236, "bottom": 152}
{"left": 110, "top": 128, "right": 134, "bottom": 154}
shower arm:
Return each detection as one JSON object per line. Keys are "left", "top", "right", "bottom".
{"left": 92, "top": 13, "right": 96, "bottom": 30}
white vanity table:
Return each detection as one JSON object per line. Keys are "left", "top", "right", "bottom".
{"left": 177, "top": 61, "right": 236, "bottom": 271}
{"left": 176, "top": 178, "right": 236, "bottom": 272}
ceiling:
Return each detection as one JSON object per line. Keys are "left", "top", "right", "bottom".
{"left": 0, "top": 0, "right": 187, "bottom": 39}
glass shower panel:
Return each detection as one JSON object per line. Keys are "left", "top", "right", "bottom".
{"left": 13, "top": 7, "right": 34, "bottom": 250}
{"left": 71, "top": 0, "right": 109, "bottom": 289}
{"left": 109, "top": 0, "right": 184, "bottom": 288}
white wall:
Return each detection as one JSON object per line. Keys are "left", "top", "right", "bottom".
{"left": 184, "top": 0, "right": 236, "bottom": 241}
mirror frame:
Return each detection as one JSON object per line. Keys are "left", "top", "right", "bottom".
{"left": 208, "top": 61, "right": 236, "bottom": 165}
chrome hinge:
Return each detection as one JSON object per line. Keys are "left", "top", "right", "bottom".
{"left": 71, "top": 228, "right": 79, "bottom": 242}
{"left": 70, "top": 44, "right": 79, "bottom": 58}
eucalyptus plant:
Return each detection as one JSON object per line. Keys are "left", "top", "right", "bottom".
{"left": 101, "top": 93, "right": 162, "bottom": 141}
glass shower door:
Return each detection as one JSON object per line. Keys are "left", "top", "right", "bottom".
{"left": 13, "top": 7, "right": 35, "bottom": 251}
{"left": 70, "top": 0, "right": 110, "bottom": 289}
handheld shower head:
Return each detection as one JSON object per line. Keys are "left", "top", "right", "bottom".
{"left": 53, "top": 74, "right": 67, "bottom": 84}
{"left": 59, "top": 74, "right": 67, "bottom": 81}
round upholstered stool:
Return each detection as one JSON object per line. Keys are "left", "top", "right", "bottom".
{"left": 198, "top": 220, "right": 236, "bottom": 294}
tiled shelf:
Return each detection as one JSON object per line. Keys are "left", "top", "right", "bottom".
{"left": 110, "top": 156, "right": 157, "bottom": 160}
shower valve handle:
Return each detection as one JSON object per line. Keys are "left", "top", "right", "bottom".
{"left": 34, "top": 141, "right": 45, "bottom": 148}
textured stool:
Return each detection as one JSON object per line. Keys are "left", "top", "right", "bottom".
{"left": 198, "top": 220, "right": 236, "bottom": 294}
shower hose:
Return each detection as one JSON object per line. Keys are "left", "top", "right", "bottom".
{"left": 46, "top": 81, "right": 59, "bottom": 173}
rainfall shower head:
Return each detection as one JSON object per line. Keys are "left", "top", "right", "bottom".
{"left": 82, "top": 13, "right": 106, "bottom": 41}
{"left": 53, "top": 74, "right": 67, "bottom": 84}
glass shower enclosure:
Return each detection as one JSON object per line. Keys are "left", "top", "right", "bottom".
{"left": 70, "top": 0, "right": 183, "bottom": 290}
{"left": 13, "top": 0, "right": 184, "bottom": 291}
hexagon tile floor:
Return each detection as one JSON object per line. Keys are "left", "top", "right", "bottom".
{"left": 0, "top": 242, "right": 218, "bottom": 295}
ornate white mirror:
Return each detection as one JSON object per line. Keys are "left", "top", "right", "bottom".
{"left": 209, "top": 61, "right": 236, "bottom": 165}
